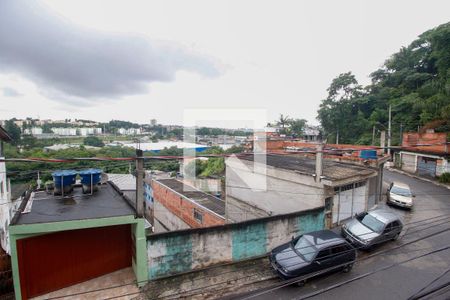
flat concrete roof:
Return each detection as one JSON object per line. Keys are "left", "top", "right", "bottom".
{"left": 12, "top": 182, "right": 135, "bottom": 225}
{"left": 242, "top": 154, "right": 376, "bottom": 181}
{"left": 156, "top": 179, "right": 225, "bottom": 217}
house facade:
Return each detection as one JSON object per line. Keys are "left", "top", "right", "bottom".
{"left": 397, "top": 132, "right": 450, "bottom": 178}
{"left": 9, "top": 180, "right": 147, "bottom": 300}
{"left": 226, "top": 152, "right": 384, "bottom": 227}
{"left": 146, "top": 178, "right": 226, "bottom": 233}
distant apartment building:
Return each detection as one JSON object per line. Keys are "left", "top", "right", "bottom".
{"left": 78, "top": 127, "right": 102, "bottom": 136}
{"left": 23, "top": 127, "right": 43, "bottom": 135}
{"left": 118, "top": 128, "right": 142, "bottom": 135}
{"left": 51, "top": 127, "right": 77, "bottom": 136}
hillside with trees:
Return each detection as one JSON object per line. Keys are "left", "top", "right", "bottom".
{"left": 317, "top": 22, "right": 450, "bottom": 145}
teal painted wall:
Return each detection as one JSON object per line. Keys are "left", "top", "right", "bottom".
{"left": 296, "top": 210, "right": 325, "bottom": 235}
{"left": 147, "top": 208, "right": 325, "bottom": 280}
{"left": 232, "top": 222, "right": 267, "bottom": 260}
{"left": 149, "top": 234, "right": 193, "bottom": 279}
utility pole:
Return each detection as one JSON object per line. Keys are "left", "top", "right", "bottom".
{"left": 336, "top": 128, "right": 339, "bottom": 145}
{"left": 315, "top": 143, "right": 324, "bottom": 182}
{"left": 388, "top": 104, "right": 392, "bottom": 156}
{"left": 399, "top": 123, "right": 403, "bottom": 146}
{"left": 372, "top": 126, "right": 375, "bottom": 146}
{"left": 135, "top": 149, "right": 144, "bottom": 218}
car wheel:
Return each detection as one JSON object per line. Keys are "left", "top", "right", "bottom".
{"left": 296, "top": 279, "right": 306, "bottom": 287}
{"left": 391, "top": 233, "right": 400, "bottom": 241}
{"left": 342, "top": 263, "right": 353, "bottom": 273}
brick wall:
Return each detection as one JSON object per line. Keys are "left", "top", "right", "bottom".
{"left": 402, "top": 132, "right": 448, "bottom": 154}
{"left": 152, "top": 181, "right": 225, "bottom": 229}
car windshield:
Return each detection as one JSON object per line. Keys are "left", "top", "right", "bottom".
{"left": 391, "top": 186, "right": 412, "bottom": 197}
{"left": 293, "top": 236, "right": 317, "bottom": 262}
{"left": 357, "top": 213, "right": 385, "bottom": 233}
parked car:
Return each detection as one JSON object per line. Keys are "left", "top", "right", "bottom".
{"left": 387, "top": 181, "right": 414, "bottom": 209}
{"left": 269, "top": 230, "right": 356, "bottom": 284}
{"left": 341, "top": 209, "right": 403, "bottom": 250}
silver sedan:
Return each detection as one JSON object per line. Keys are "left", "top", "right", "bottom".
{"left": 341, "top": 209, "right": 403, "bottom": 250}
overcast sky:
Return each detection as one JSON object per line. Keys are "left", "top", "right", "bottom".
{"left": 0, "top": 0, "right": 449, "bottom": 128}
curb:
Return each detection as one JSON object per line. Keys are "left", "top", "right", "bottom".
{"left": 386, "top": 167, "right": 450, "bottom": 191}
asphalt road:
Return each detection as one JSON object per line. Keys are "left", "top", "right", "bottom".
{"left": 234, "top": 169, "right": 450, "bottom": 300}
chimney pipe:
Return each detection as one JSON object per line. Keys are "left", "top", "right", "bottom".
{"left": 315, "top": 143, "right": 323, "bottom": 182}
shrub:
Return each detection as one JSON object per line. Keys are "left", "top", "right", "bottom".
{"left": 438, "top": 172, "right": 450, "bottom": 184}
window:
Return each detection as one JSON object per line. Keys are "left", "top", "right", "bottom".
{"left": 383, "top": 223, "right": 393, "bottom": 234}
{"left": 294, "top": 236, "right": 317, "bottom": 262}
{"left": 355, "top": 181, "right": 366, "bottom": 188}
{"left": 330, "top": 244, "right": 347, "bottom": 255}
{"left": 316, "top": 249, "right": 330, "bottom": 260}
{"left": 193, "top": 208, "right": 203, "bottom": 224}
{"left": 0, "top": 181, "right": 3, "bottom": 197}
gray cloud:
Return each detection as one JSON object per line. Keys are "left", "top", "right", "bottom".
{"left": 0, "top": 1, "right": 222, "bottom": 103}
{"left": 2, "top": 87, "right": 23, "bottom": 97}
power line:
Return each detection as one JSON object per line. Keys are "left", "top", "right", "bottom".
{"left": 407, "top": 267, "right": 450, "bottom": 300}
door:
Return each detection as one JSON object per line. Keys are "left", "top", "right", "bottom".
{"left": 417, "top": 157, "right": 437, "bottom": 178}
{"left": 401, "top": 153, "right": 416, "bottom": 173}
{"left": 17, "top": 224, "right": 132, "bottom": 299}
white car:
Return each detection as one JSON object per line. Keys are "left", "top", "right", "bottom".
{"left": 387, "top": 181, "right": 414, "bottom": 209}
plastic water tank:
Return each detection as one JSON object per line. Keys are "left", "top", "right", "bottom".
{"left": 52, "top": 170, "right": 77, "bottom": 194}
{"left": 360, "top": 150, "right": 377, "bottom": 160}
{"left": 79, "top": 169, "right": 102, "bottom": 185}
{"left": 79, "top": 169, "right": 102, "bottom": 193}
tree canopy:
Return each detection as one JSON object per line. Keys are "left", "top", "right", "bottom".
{"left": 317, "top": 22, "right": 450, "bottom": 145}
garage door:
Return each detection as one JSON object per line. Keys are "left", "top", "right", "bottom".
{"left": 417, "top": 156, "right": 437, "bottom": 178}
{"left": 401, "top": 153, "right": 416, "bottom": 173}
{"left": 17, "top": 224, "right": 132, "bottom": 300}
{"left": 333, "top": 182, "right": 367, "bottom": 224}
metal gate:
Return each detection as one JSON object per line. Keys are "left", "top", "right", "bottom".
{"left": 417, "top": 156, "right": 437, "bottom": 178}
{"left": 17, "top": 224, "right": 132, "bottom": 299}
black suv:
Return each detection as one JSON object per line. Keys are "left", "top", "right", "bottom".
{"left": 269, "top": 230, "right": 356, "bottom": 283}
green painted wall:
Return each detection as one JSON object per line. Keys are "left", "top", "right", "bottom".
{"left": 296, "top": 210, "right": 325, "bottom": 235}
{"left": 232, "top": 222, "right": 267, "bottom": 260}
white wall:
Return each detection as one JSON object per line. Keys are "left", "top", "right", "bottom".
{"left": 153, "top": 201, "right": 190, "bottom": 233}
{"left": 225, "top": 160, "right": 325, "bottom": 216}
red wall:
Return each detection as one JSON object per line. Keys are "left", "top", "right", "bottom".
{"left": 402, "top": 132, "right": 448, "bottom": 154}
{"left": 152, "top": 182, "right": 225, "bottom": 228}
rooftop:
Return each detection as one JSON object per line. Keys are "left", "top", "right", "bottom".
{"left": 12, "top": 182, "right": 135, "bottom": 225}
{"left": 241, "top": 154, "right": 376, "bottom": 182}
{"left": 0, "top": 125, "right": 12, "bottom": 142}
{"left": 156, "top": 179, "right": 225, "bottom": 217}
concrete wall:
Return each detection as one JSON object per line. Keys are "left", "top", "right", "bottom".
{"left": 226, "top": 160, "right": 325, "bottom": 216}
{"left": 154, "top": 201, "right": 190, "bottom": 232}
{"left": 147, "top": 207, "right": 324, "bottom": 279}
{"left": 225, "top": 196, "right": 270, "bottom": 222}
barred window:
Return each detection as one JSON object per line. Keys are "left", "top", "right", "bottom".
{"left": 194, "top": 208, "right": 203, "bottom": 224}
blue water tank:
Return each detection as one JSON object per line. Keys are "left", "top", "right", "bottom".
{"left": 52, "top": 170, "right": 77, "bottom": 195}
{"left": 52, "top": 170, "right": 77, "bottom": 187}
{"left": 360, "top": 150, "right": 377, "bottom": 160}
{"left": 78, "top": 169, "right": 102, "bottom": 186}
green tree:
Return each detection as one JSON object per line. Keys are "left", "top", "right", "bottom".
{"left": 3, "top": 120, "right": 21, "bottom": 144}
{"left": 83, "top": 136, "right": 104, "bottom": 147}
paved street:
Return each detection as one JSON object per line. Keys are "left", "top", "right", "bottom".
{"left": 232, "top": 169, "right": 450, "bottom": 300}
